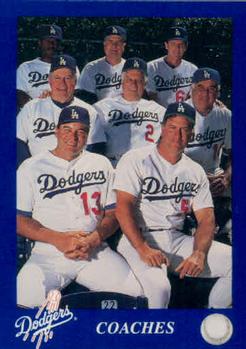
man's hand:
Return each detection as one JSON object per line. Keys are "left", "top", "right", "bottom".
{"left": 175, "top": 250, "right": 206, "bottom": 279}
{"left": 137, "top": 242, "right": 169, "bottom": 267}
{"left": 208, "top": 172, "right": 228, "bottom": 197}
{"left": 54, "top": 231, "right": 89, "bottom": 260}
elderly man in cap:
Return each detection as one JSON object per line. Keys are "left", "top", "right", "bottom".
{"left": 185, "top": 67, "right": 232, "bottom": 243}
{"left": 17, "top": 105, "right": 142, "bottom": 308}
{"left": 17, "top": 24, "right": 80, "bottom": 109}
{"left": 87, "top": 57, "right": 166, "bottom": 167}
{"left": 77, "top": 25, "right": 127, "bottom": 103}
{"left": 114, "top": 101, "right": 232, "bottom": 309}
{"left": 17, "top": 54, "right": 99, "bottom": 167}
{"left": 147, "top": 26, "right": 197, "bottom": 108}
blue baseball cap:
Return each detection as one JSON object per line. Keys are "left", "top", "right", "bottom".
{"left": 57, "top": 106, "right": 90, "bottom": 129}
{"left": 192, "top": 68, "right": 221, "bottom": 85}
{"left": 104, "top": 25, "right": 127, "bottom": 41}
{"left": 50, "top": 54, "right": 77, "bottom": 73}
{"left": 122, "top": 57, "right": 147, "bottom": 76}
{"left": 163, "top": 102, "right": 196, "bottom": 125}
{"left": 37, "top": 24, "right": 63, "bottom": 41}
{"left": 165, "top": 26, "right": 188, "bottom": 43}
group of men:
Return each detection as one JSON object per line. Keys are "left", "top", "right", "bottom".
{"left": 16, "top": 22, "right": 232, "bottom": 309}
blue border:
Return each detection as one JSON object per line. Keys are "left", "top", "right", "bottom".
{"left": 1, "top": 1, "right": 246, "bottom": 348}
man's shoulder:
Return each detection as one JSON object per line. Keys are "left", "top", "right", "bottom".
{"left": 18, "top": 58, "right": 48, "bottom": 70}
{"left": 83, "top": 150, "right": 113, "bottom": 168}
{"left": 83, "top": 57, "right": 106, "bottom": 69}
{"left": 182, "top": 153, "right": 207, "bottom": 174}
{"left": 120, "top": 145, "right": 155, "bottom": 163}
{"left": 181, "top": 59, "right": 198, "bottom": 70}
{"left": 94, "top": 96, "right": 118, "bottom": 109}
{"left": 72, "top": 97, "right": 96, "bottom": 113}
{"left": 18, "top": 151, "right": 50, "bottom": 172}
{"left": 147, "top": 57, "right": 163, "bottom": 67}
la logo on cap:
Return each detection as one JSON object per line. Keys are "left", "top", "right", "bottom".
{"left": 204, "top": 70, "right": 211, "bottom": 79}
{"left": 59, "top": 57, "right": 66, "bottom": 66}
{"left": 50, "top": 26, "right": 56, "bottom": 35}
{"left": 177, "top": 103, "right": 185, "bottom": 113}
{"left": 71, "top": 109, "right": 79, "bottom": 119}
{"left": 112, "top": 26, "right": 118, "bottom": 34}
{"left": 175, "top": 29, "right": 181, "bottom": 36}
{"left": 133, "top": 60, "right": 140, "bottom": 68}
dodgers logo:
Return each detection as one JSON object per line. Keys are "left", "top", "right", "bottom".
{"left": 177, "top": 103, "right": 185, "bottom": 113}
{"left": 203, "top": 70, "right": 211, "bottom": 79}
{"left": 59, "top": 57, "right": 66, "bottom": 66}
{"left": 15, "top": 290, "right": 74, "bottom": 349}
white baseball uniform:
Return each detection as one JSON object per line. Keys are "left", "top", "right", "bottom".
{"left": 17, "top": 96, "right": 102, "bottom": 156}
{"left": 184, "top": 100, "right": 231, "bottom": 174}
{"left": 90, "top": 96, "right": 166, "bottom": 167}
{"left": 17, "top": 58, "right": 80, "bottom": 99}
{"left": 77, "top": 57, "right": 125, "bottom": 100}
{"left": 114, "top": 146, "right": 232, "bottom": 308}
{"left": 17, "top": 150, "right": 142, "bottom": 308}
{"left": 147, "top": 57, "right": 197, "bottom": 108}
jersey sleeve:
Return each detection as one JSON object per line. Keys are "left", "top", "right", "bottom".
{"left": 86, "top": 104, "right": 107, "bottom": 145}
{"left": 17, "top": 161, "right": 34, "bottom": 216}
{"left": 16, "top": 63, "right": 29, "bottom": 93}
{"left": 77, "top": 63, "right": 95, "bottom": 93}
{"left": 113, "top": 152, "right": 142, "bottom": 198}
{"left": 146, "top": 62, "right": 157, "bottom": 93}
{"left": 16, "top": 103, "right": 30, "bottom": 143}
{"left": 104, "top": 162, "right": 116, "bottom": 210}
{"left": 192, "top": 168, "right": 214, "bottom": 212}
{"left": 224, "top": 108, "right": 232, "bottom": 150}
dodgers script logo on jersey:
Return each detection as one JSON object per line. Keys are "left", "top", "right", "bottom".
{"left": 141, "top": 176, "right": 200, "bottom": 203}
{"left": 153, "top": 74, "right": 192, "bottom": 92}
{"left": 38, "top": 170, "right": 106, "bottom": 199}
{"left": 95, "top": 72, "right": 121, "bottom": 91}
{"left": 33, "top": 118, "right": 56, "bottom": 138}
{"left": 187, "top": 126, "right": 227, "bottom": 149}
{"left": 28, "top": 71, "right": 49, "bottom": 88}
{"left": 107, "top": 108, "right": 159, "bottom": 126}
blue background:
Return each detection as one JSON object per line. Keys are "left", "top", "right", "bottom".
{"left": 0, "top": 0, "right": 245, "bottom": 348}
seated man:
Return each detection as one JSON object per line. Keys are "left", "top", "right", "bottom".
{"left": 114, "top": 102, "right": 232, "bottom": 309}
{"left": 17, "top": 105, "right": 142, "bottom": 308}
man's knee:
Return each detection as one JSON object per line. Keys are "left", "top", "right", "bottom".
{"left": 17, "top": 263, "right": 46, "bottom": 308}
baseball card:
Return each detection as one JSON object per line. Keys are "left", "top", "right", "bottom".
{"left": 0, "top": 0, "right": 246, "bottom": 348}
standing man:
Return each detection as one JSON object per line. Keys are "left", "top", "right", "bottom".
{"left": 185, "top": 68, "right": 231, "bottom": 241}
{"left": 114, "top": 102, "right": 232, "bottom": 309}
{"left": 17, "top": 54, "right": 99, "bottom": 167}
{"left": 17, "top": 105, "right": 142, "bottom": 308}
{"left": 87, "top": 57, "right": 166, "bottom": 167}
{"left": 77, "top": 25, "right": 127, "bottom": 103}
{"left": 17, "top": 24, "right": 63, "bottom": 109}
{"left": 147, "top": 26, "right": 197, "bottom": 108}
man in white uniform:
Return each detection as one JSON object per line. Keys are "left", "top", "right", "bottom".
{"left": 147, "top": 26, "right": 197, "bottom": 108}
{"left": 114, "top": 102, "right": 232, "bottom": 309}
{"left": 17, "top": 24, "right": 80, "bottom": 109}
{"left": 17, "top": 54, "right": 99, "bottom": 167}
{"left": 88, "top": 57, "right": 166, "bottom": 167}
{"left": 77, "top": 25, "right": 126, "bottom": 103}
{"left": 17, "top": 105, "right": 142, "bottom": 308}
{"left": 185, "top": 67, "right": 232, "bottom": 242}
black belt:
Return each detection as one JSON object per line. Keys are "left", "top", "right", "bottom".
{"left": 141, "top": 228, "right": 166, "bottom": 232}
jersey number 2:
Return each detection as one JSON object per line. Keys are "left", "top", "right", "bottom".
{"left": 145, "top": 124, "right": 155, "bottom": 143}
{"left": 80, "top": 192, "right": 101, "bottom": 215}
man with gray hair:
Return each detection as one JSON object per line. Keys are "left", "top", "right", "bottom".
{"left": 87, "top": 57, "right": 166, "bottom": 167}
{"left": 185, "top": 67, "right": 232, "bottom": 243}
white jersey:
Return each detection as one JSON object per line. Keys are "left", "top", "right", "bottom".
{"left": 17, "top": 57, "right": 80, "bottom": 99}
{"left": 17, "top": 96, "right": 99, "bottom": 156}
{"left": 114, "top": 146, "right": 213, "bottom": 232}
{"left": 17, "top": 150, "right": 115, "bottom": 252}
{"left": 77, "top": 57, "right": 125, "bottom": 100}
{"left": 147, "top": 57, "right": 197, "bottom": 108}
{"left": 91, "top": 96, "right": 166, "bottom": 167}
{"left": 184, "top": 100, "right": 231, "bottom": 174}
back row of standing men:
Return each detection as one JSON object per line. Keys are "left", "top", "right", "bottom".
{"left": 16, "top": 23, "right": 232, "bottom": 309}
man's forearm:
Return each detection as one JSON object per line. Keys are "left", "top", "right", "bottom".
{"left": 193, "top": 208, "right": 215, "bottom": 255}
